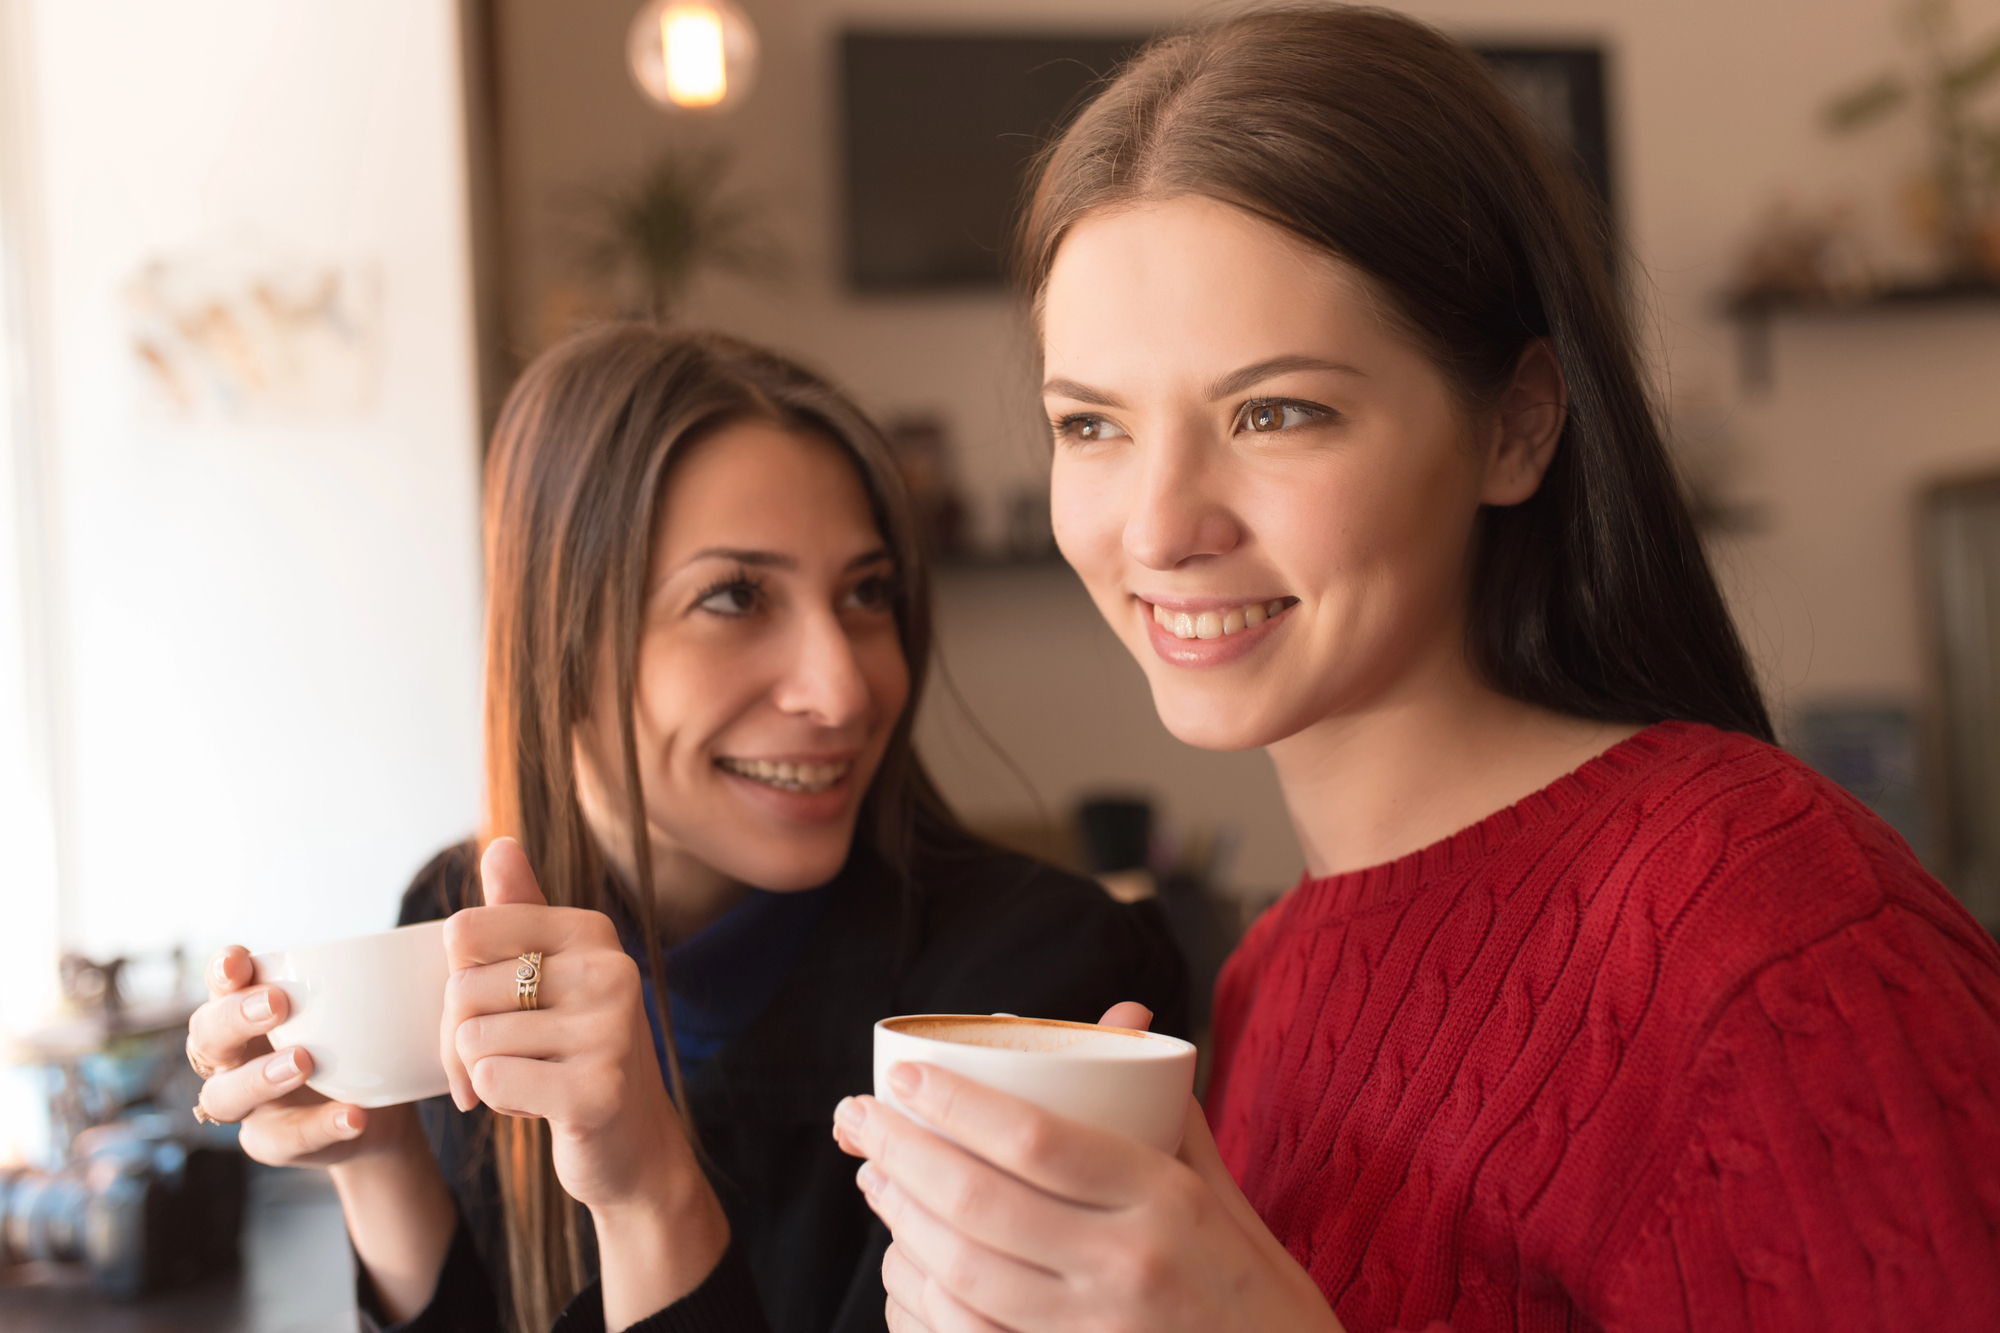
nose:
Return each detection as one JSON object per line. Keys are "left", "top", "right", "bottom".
{"left": 1123, "top": 429, "right": 1244, "bottom": 571}
{"left": 772, "top": 607, "right": 873, "bottom": 729}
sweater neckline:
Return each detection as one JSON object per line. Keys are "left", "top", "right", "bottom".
{"left": 1289, "top": 720, "right": 1700, "bottom": 919}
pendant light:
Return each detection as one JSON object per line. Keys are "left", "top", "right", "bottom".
{"left": 627, "top": 0, "right": 760, "bottom": 113}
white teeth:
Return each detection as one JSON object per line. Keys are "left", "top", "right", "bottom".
{"left": 718, "top": 757, "right": 849, "bottom": 793}
{"left": 1152, "top": 598, "right": 1290, "bottom": 639}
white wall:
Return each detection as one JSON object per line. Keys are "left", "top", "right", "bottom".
{"left": 0, "top": 0, "right": 61, "bottom": 1038}
{"left": 494, "top": 0, "right": 2000, "bottom": 898}
{"left": 12, "top": 0, "right": 485, "bottom": 980}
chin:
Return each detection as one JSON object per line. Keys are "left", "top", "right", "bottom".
{"left": 715, "top": 827, "right": 856, "bottom": 892}
{"left": 1147, "top": 675, "right": 1285, "bottom": 753}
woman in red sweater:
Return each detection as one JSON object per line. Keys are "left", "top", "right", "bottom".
{"left": 833, "top": 8, "right": 2000, "bottom": 1331}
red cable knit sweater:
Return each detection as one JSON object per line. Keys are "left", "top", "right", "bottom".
{"left": 1206, "top": 722, "right": 2000, "bottom": 1333}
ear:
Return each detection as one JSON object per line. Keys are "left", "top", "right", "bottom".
{"left": 1479, "top": 338, "right": 1567, "bottom": 507}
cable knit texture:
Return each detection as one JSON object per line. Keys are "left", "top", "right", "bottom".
{"left": 1206, "top": 722, "right": 2000, "bottom": 1333}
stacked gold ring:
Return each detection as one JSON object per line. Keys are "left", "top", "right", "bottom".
{"left": 516, "top": 952, "right": 543, "bottom": 1011}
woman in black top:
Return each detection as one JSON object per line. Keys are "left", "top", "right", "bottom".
{"left": 183, "top": 325, "right": 1187, "bottom": 1333}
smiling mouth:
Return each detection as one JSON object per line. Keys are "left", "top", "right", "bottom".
{"left": 716, "top": 756, "right": 852, "bottom": 794}
{"left": 1146, "top": 597, "right": 1298, "bottom": 640}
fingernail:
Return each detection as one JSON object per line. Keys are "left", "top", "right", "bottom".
{"left": 333, "top": 1108, "right": 354, "bottom": 1135}
{"left": 241, "top": 989, "right": 272, "bottom": 1022}
{"left": 834, "top": 1096, "right": 867, "bottom": 1134}
{"left": 886, "top": 1063, "right": 920, "bottom": 1099}
{"left": 212, "top": 955, "right": 230, "bottom": 986}
{"left": 856, "top": 1160, "right": 881, "bottom": 1194}
{"left": 266, "top": 1049, "right": 299, "bottom": 1081}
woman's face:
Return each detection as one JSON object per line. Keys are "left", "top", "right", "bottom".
{"left": 577, "top": 421, "right": 910, "bottom": 892}
{"left": 1045, "top": 196, "right": 1510, "bottom": 753}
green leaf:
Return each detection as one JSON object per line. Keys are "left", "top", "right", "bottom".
{"left": 1825, "top": 73, "right": 1910, "bottom": 132}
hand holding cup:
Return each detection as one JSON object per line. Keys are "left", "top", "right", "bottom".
{"left": 184, "top": 947, "right": 382, "bottom": 1168}
{"left": 833, "top": 1004, "right": 1343, "bottom": 1333}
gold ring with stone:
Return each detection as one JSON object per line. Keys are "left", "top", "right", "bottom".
{"left": 186, "top": 1035, "right": 217, "bottom": 1081}
{"left": 516, "top": 952, "right": 543, "bottom": 1011}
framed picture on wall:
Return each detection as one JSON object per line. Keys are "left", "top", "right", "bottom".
{"left": 839, "top": 33, "right": 1616, "bottom": 292}
{"left": 1472, "top": 46, "right": 1616, "bottom": 236}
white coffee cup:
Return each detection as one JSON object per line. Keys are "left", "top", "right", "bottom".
{"left": 872, "top": 1014, "right": 1197, "bottom": 1152}
{"left": 250, "top": 920, "right": 451, "bottom": 1109}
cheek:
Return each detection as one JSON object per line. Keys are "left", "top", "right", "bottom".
{"left": 1050, "top": 456, "right": 1122, "bottom": 570}
{"left": 862, "top": 634, "right": 911, "bottom": 732}
{"left": 633, "top": 639, "right": 749, "bottom": 767}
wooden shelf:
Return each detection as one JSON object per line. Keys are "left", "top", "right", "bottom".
{"left": 1726, "top": 279, "right": 2000, "bottom": 391}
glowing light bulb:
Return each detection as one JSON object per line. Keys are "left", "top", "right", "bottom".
{"left": 663, "top": 7, "right": 726, "bottom": 106}
{"left": 629, "top": 0, "right": 758, "bottom": 114}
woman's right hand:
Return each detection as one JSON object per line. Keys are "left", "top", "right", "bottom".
{"left": 186, "top": 946, "right": 389, "bottom": 1167}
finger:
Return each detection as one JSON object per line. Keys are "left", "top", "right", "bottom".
{"left": 1097, "top": 1001, "right": 1153, "bottom": 1032}
{"left": 454, "top": 1007, "right": 604, "bottom": 1066}
{"left": 866, "top": 1167, "right": 1051, "bottom": 1331}
{"left": 206, "top": 946, "right": 253, "bottom": 999}
{"left": 188, "top": 982, "right": 289, "bottom": 1071}
{"left": 198, "top": 1046, "right": 314, "bottom": 1124}
{"left": 465, "top": 1053, "right": 607, "bottom": 1124}
{"left": 480, "top": 836, "right": 548, "bottom": 908}
{"left": 884, "top": 1287, "right": 940, "bottom": 1333}
{"left": 837, "top": 1095, "right": 1086, "bottom": 1274}
{"left": 863, "top": 1062, "right": 1156, "bottom": 1205}
{"left": 442, "top": 904, "right": 617, "bottom": 971}
{"left": 237, "top": 1098, "right": 366, "bottom": 1165}
{"left": 446, "top": 948, "right": 623, "bottom": 1022}
{"left": 883, "top": 1247, "right": 997, "bottom": 1333}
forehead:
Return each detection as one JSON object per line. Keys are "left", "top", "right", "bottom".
{"left": 1041, "top": 196, "right": 1393, "bottom": 386}
{"left": 656, "top": 419, "right": 880, "bottom": 557}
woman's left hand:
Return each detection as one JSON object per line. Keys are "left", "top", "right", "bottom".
{"left": 443, "top": 837, "right": 728, "bottom": 1326}
{"left": 832, "top": 1008, "right": 1345, "bottom": 1333}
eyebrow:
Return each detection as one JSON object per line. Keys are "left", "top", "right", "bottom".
{"left": 1205, "top": 355, "right": 1366, "bottom": 400}
{"left": 1043, "top": 355, "right": 1367, "bottom": 409}
{"left": 673, "top": 546, "right": 894, "bottom": 576}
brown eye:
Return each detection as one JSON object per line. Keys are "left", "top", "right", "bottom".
{"left": 1248, "top": 403, "right": 1283, "bottom": 432}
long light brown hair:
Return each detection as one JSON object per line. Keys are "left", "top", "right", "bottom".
{"left": 479, "top": 323, "right": 960, "bottom": 1329}
{"left": 1018, "top": 5, "right": 1771, "bottom": 742}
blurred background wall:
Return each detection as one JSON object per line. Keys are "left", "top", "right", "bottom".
{"left": 0, "top": 0, "right": 484, "bottom": 1028}
{"left": 5, "top": 0, "right": 2000, "bottom": 1033}
{"left": 488, "top": 0, "right": 2000, "bottom": 903}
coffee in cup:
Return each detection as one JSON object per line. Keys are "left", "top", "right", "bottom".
{"left": 251, "top": 920, "right": 450, "bottom": 1108}
{"left": 872, "top": 1014, "right": 1197, "bottom": 1152}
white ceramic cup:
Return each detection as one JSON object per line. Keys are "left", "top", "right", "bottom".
{"left": 872, "top": 1014, "right": 1198, "bottom": 1153}
{"left": 250, "top": 920, "right": 451, "bottom": 1109}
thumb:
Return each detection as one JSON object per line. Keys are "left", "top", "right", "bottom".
{"left": 480, "top": 836, "right": 548, "bottom": 908}
{"left": 1097, "top": 1001, "right": 1153, "bottom": 1032}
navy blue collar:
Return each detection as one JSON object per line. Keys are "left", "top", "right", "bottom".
{"left": 612, "top": 878, "right": 836, "bottom": 1086}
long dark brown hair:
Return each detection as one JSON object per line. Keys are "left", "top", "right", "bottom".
{"left": 1018, "top": 5, "right": 1773, "bottom": 741}
{"left": 480, "top": 323, "right": 962, "bottom": 1329}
